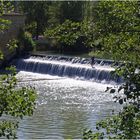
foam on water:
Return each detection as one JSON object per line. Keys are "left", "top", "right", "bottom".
{"left": 13, "top": 56, "right": 122, "bottom": 139}
{"left": 14, "top": 56, "right": 122, "bottom": 83}
{"left": 16, "top": 71, "right": 121, "bottom": 139}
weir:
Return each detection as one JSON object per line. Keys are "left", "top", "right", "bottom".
{"left": 14, "top": 56, "right": 122, "bottom": 139}
{"left": 13, "top": 55, "right": 122, "bottom": 83}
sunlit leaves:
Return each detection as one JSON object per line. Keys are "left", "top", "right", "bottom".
{"left": 0, "top": 2, "right": 37, "bottom": 138}
{"left": 0, "top": 66, "right": 37, "bottom": 138}
{"left": 83, "top": 129, "right": 104, "bottom": 139}
{"left": 83, "top": 1, "right": 140, "bottom": 139}
{"left": 21, "top": 1, "right": 49, "bottom": 37}
{"left": 6, "top": 39, "right": 18, "bottom": 51}
{"left": 0, "top": 120, "right": 18, "bottom": 139}
{"left": 23, "top": 31, "right": 36, "bottom": 49}
{"left": 93, "top": 1, "right": 139, "bottom": 34}
{"left": 83, "top": 105, "right": 140, "bottom": 139}
{"left": 45, "top": 20, "right": 81, "bottom": 46}
{"left": 0, "top": 1, "right": 14, "bottom": 16}
{"left": 0, "top": 1, "right": 13, "bottom": 32}
{"left": 44, "top": 19, "right": 95, "bottom": 50}
{"left": 0, "top": 18, "right": 11, "bottom": 32}
{"left": 92, "top": 1, "right": 140, "bottom": 61}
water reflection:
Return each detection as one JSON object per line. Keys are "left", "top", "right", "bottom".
{"left": 16, "top": 71, "right": 121, "bottom": 139}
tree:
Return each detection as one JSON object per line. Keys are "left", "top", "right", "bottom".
{"left": 47, "top": 1, "right": 62, "bottom": 28}
{"left": 83, "top": 1, "right": 98, "bottom": 22}
{"left": 46, "top": 1, "right": 88, "bottom": 28}
{"left": 20, "top": 1, "right": 50, "bottom": 39}
{"left": 0, "top": 1, "right": 36, "bottom": 138}
{"left": 60, "top": 1, "right": 84, "bottom": 23}
{"left": 83, "top": 1, "right": 140, "bottom": 139}
{"left": 92, "top": 1, "right": 140, "bottom": 60}
{"left": 44, "top": 19, "right": 93, "bottom": 53}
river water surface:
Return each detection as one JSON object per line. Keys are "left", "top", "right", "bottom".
{"left": 16, "top": 71, "right": 121, "bottom": 139}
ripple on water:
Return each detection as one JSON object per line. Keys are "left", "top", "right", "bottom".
{"left": 16, "top": 71, "right": 121, "bottom": 139}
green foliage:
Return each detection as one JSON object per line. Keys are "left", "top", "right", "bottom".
{"left": 0, "top": 0, "right": 13, "bottom": 59}
{"left": 83, "top": 105, "right": 140, "bottom": 139}
{"left": 23, "top": 31, "right": 36, "bottom": 50}
{"left": 45, "top": 20, "right": 81, "bottom": 46}
{"left": 18, "top": 30, "right": 36, "bottom": 51}
{"left": 93, "top": 1, "right": 139, "bottom": 34}
{"left": 92, "top": 1, "right": 140, "bottom": 61}
{"left": 112, "top": 62, "right": 140, "bottom": 106}
{"left": 83, "top": 1, "right": 140, "bottom": 139}
{"left": 85, "top": 62, "right": 140, "bottom": 139}
{"left": 44, "top": 19, "right": 94, "bottom": 52}
{"left": 1, "top": 66, "right": 36, "bottom": 117}
{"left": 83, "top": 1, "right": 97, "bottom": 22}
{"left": 0, "top": 66, "right": 37, "bottom": 139}
{"left": 83, "top": 129, "right": 104, "bottom": 139}
{"left": 20, "top": 1, "right": 49, "bottom": 38}
{"left": 0, "top": 18, "right": 11, "bottom": 32}
{"left": 89, "top": 51, "right": 113, "bottom": 60}
{"left": 0, "top": 1, "right": 37, "bottom": 139}
{"left": 20, "top": 1, "right": 94, "bottom": 39}
{"left": 24, "top": 22, "right": 37, "bottom": 36}
{"left": 96, "top": 0, "right": 140, "bottom": 107}
{"left": 47, "top": 2, "right": 61, "bottom": 28}
{"left": 0, "top": 1, "right": 13, "bottom": 32}
{"left": 90, "top": 1, "right": 140, "bottom": 104}
{"left": 0, "top": 120, "right": 18, "bottom": 139}
{"left": 6, "top": 39, "right": 18, "bottom": 51}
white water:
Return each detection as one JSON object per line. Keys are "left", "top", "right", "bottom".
{"left": 16, "top": 71, "right": 121, "bottom": 139}
{"left": 14, "top": 56, "right": 122, "bottom": 83}
{"left": 11, "top": 56, "right": 122, "bottom": 138}
{"left": 25, "top": 58, "right": 115, "bottom": 71}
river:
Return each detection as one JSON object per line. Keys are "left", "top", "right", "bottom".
{"left": 16, "top": 70, "right": 121, "bottom": 139}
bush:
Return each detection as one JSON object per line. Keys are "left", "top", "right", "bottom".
{"left": 18, "top": 30, "right": 36, "bottom": 52}
{"left": 0, "top": 66, "right": 37, "bottom": 139}
{"left": 24, "top": 22, "right": 37, "bottom": 37}
{"left": 23, "top": 31, "right": 36, "bottom": 51}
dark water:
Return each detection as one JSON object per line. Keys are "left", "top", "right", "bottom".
{"left": 16, "top": 71, "right": 121, "bottom": 139}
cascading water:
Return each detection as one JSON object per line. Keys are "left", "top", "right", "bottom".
{"left": 11, "top": 55, "right": 122, "bottom": 139}
{"left": 13, "top": 55, "right": 122, "bottom": 83}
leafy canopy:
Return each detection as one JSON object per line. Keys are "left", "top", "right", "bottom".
{"left": 92, "top": 0, "right": 140, "bottom": 61}
{"left": 83, "top": 1, "right": 140, "bottom": 139}
{"left": 0, "top": 1, "right": 37, "bottom": 139}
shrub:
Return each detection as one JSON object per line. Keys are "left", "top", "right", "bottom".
{"left": 24, "top": 22, "right": 37, "bottom": 37}
{"left": 18, "top": 30, "right": 36, "bottom": 52}
{"left": 23, "top": 31, "right": 36, "bottom": 51}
